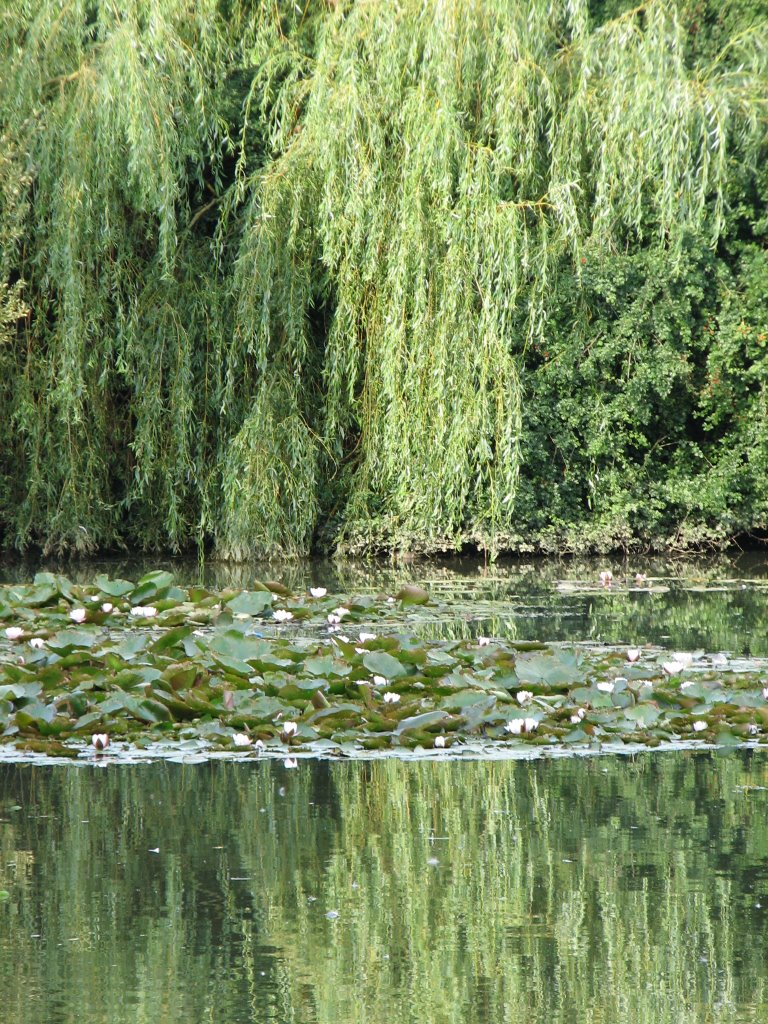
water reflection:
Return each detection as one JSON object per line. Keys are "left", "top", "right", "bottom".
{"left": 4, "top": 552, "right": 768, "bottom": 654}
{"left": 2, "top": 753, "right": 768, "bottom": 1023}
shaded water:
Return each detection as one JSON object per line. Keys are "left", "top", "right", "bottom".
{"left": 2, "top": 752, "right": 768, "bottom": 1023}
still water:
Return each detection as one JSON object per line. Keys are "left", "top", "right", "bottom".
{"left": 2, "top": 752, "right": 768, "bottom": 1023}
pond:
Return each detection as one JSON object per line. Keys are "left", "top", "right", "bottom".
{"left": 3, "top": 552, "right": 768, "bottom": 1021}
{"left": 2, "top": 751, "right": 768, "bottom": 1023}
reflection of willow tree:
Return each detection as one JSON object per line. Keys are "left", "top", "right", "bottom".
{"left": 2, "top": 755, "right": 768, "bottom": 1022}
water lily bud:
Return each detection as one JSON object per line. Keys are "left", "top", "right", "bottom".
{"left": 5, "top": 626, "right": 23, "bottom": 640}
{"left": 309, "top": 587, "right": 327, "bottom": 598}
{"left": 254, "top": 739, "right": 266, "bottom": 753}
{"left": 282, "top": 721, "right": 298, "bottom": 740}
{"left": 477, "top": 636, "right": 491, "bottom": 646}
{"left": 101, "top": 602, "right": 114, "bottom": 614}
{"left": 516, "top": 690, "right": 533, "bottom": 705}
{"left": 232, "top": 733, "right": 252, "bottom": 747}
{"left": 69, "top": 608, "right": 87, "bottom": 623}
{"left": 383, "top": 692, "right": 400, "bottom": 704}
{"left": 91, "top": 733, "right": 109, "bottom": 750}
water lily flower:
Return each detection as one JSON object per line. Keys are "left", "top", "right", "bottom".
{"left": 505, "top": 719, "right": 524, "bottom": 735}
{"left": 386, "top": 596, "right": 396, "bottom": 604}
{"left": 130, "top": 605, "right": 157, "bottom": 618}
{"left": 672, "top": 652, "right": 694, "bottom": 667}
{"left": 634, "top": 573, "right": 647, "bottom": 585}
{"left": 569, "top": 708, "right": 586, "bottom": 725}
{"left": 710, "top": 653, "right": 728, "bottom": 666}
{"left": 232, "top": 733, "right": 252, "bottom": 747}
{"left": 680, "top": 681, "right": 695, "bottom": 690}
{"left": 282, "top": 721, "right": 298, "bottom": 738}
{"left": 332, "top": 607, "right": 350, "bottom": 619}
{"left": 599, "top": 570, "right": 613, "bottom": 586}
{"left": 309, "top": 587, "right": 327, "bottom": 598}
{"left": 662, "top": 660, "right": 686, "bottom": 676}
{"left": 524, "top": 718, "right": 538, "bottom": 733}
{"left": 692, "top": 720, "right": 707, "bottom": 732}
{"left": 383, "top": 692, "right": 400, "bottom": 704}
{"left": 516, "top": 690, "right": 533, "bottom": 705}
{"left": 359, "top": 632, "right": 377, "bottom": 642}
{"left": 762, "top": 687, "right": 768, "bottom": 700}
{"left": 5, "top": 626, "right": 23, "bottom": 640}
{"left": 372, "top": 675, "right": 387, "bottom": 687}
{"left": 254, "top": 739, "right": 266, "bottom": 753}
{"left": 29, "top": 637, "right": 45, "bottom": 649}
{"left": 477, "top": 636, "right": 491, "bottom": 647}
{"left": 626, "top": 648, "right": 641, "bottom": 663}
{"left": 597, "top": 681, "right": 615, "bottom": 693}
{"left": 434, "top": 736, "right": 446, "bottom": 748}
{"left": 273, "top": 609, "right": 293, "bottom": 623}
{"left": 101, "top": 602, "right": 113, "bottom": 614}
{"left": 69, "top": 608, "right": 86, "bottom": 623}
{"left": 748, "top": 723, "right": 759, "bottom": 736}
{"left": 91, "top": 733, "right": 109, "bottom": 750}
{"left": 570, "top": 713, "right": 584, "bottom": 724}
{"left": 284, "top": 758, "right": 298, "bottom": 769}
{"left": 327, "top": 613, "right": 341, "bottom": 625}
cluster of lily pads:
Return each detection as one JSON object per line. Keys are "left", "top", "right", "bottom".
{"left": 1, "top": 570, "right": 768, "bottom": 760}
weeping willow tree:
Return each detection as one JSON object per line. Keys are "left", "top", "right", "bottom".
{"left": 1, "top": 0, "right": 767, "bottom": 558}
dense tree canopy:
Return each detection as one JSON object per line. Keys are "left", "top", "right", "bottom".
{"left": 1, "top": 0, "right": 767, "bottom": 558}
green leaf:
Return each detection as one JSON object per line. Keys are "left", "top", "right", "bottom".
{"left": 362, "top": 651, "right": 407, "bottom": 679}
{"left": 226, "top": 591, "right": 274, "bottom": 615}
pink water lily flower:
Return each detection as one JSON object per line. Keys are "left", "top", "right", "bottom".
{"left": 232, "top": 733, "right": 252, "bottom": 747}
{"left": 91, "top": 733, "right": 109, "bottom": 750}
{"left": 69, "top": 608, "right": 86, "bottom": 623}
{"left": 5, "top": 626, "right": 23, "bottom": 640}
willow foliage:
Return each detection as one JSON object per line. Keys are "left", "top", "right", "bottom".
{"left": 1, "top": 0, "right": 767, "bottom": 557}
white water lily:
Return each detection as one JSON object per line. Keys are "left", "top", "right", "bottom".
{"left": 383, "top": 692, "right": 400, "bottom": 704}
{"left": 130, "top": 605, "right": 157, "bottom": 619}
{"left": 505, "top": 719, "right": 523, "bottom": 734}
{"left": 434, "top": 736, "right": 446, "bottom": 748}
{"left": 386, "top": 596, "right": 396, "bottom": 604}
{"left": 748, "top": 723, "right": 760, "bottom": 735}
{"left": 597, "top": 681, "right": 615, "bottom": 693}
{"left": 524, "top": 718, "right": 538, "bottom": 732}
{"left": 359, "top": 632, "right": 377, "bottom": 642}
{"left": 710, "top": 653, "right": 728, "bottom": 666}
{"left": 762, "top": 687, "right": 768, "bottom": 700}
{"left": 5, "top": 626, "right": 23, "bottom": 640}
{"left": 273, "top": 609, "right": 294, "bottom": 623}
{"left": 91, "top": 733, "right": 109, "bottom": 750}
{"left": 254, "top": 739, "right": 266, "bottom": 753}
{"left": 626, "top": 648, "right": 641, "bottom": 663}
{"left": 101, "top": 602, "right": 114, "bottom": 614}
{"left": 662, "top": 660, "right": 686, "bottom": 676}
{"left": 372, "top": 675, "right": 387, "bottom": 687}
{"left": 692, "top": 720, "right": 707, "bottom": 732}
{"left": 282, "top": 721, "right": 298, "bottom": 737}
{"left": 309, "top": 587, "right": 327, "bottom": 598}
{"left": 28, "top": 637, "right": 45, "bottom": 649}
{"left": 327, "top": 613, "right": 341, "bottom": 625}
{"left": 232, "top": 732, "right": 252, "bottom": 747}
{"left": 332, "top": 607, "right": 350, "bottom": 619}
{"left": 284, "top": 758, "right": 298, "bottom": 769}
{"left": 516, "top": 690, "right": 533, "bottom": 705}
{"left": 477, "top": 636, "right": 491, "bottom": 647}
{"left": 680, "top": 681, "right": 695, "bottom": 691}
{"left": 69, "top": 608, "right": 86, "bottom": 623}
{"left": 672, "top": 652, "right": 694, "bottom": 667}
{"left": 570, "top": 708, "right": 586, "bottom": 724}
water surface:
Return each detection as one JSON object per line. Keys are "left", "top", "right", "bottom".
{"left": 2, "top": 752, "right": 768, "bottom": 1023}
